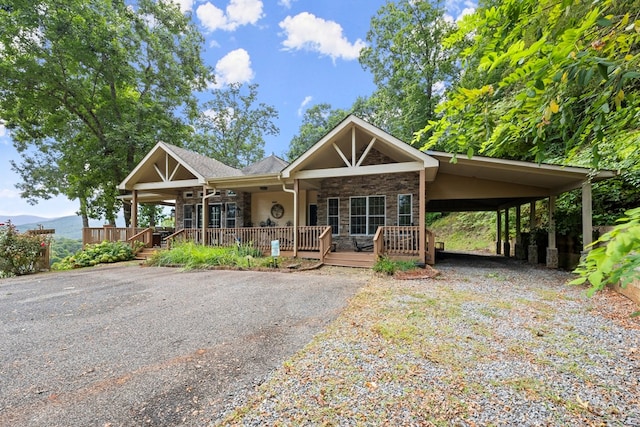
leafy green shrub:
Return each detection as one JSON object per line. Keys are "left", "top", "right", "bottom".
{"left": 147, "top": 241, "right": 263, "bottom": 269}
{"left": 571, "top": 207, "right": 640, "bottom": 297}
{"left": 373, "top": 257, "right": 419, "bottom": 275}
{"left": 0, "top": 221, "right": 50, "bottom": 277}
{"left": 52, "top": 241, "right": 136, "bottom": 270}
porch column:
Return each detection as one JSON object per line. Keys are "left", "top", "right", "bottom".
{"left": 515, "top": 205, "right": 525, "bottom": 260}
{"left": 131, "top": 190, "right": 138, "bottom": 229}
{"left": 528, "top": 201, "right": 538, "bottom": 264}
{"left": 293, "top": 179, "right": 299, "bottom": 257}
{"left": 582, "top": 180, "right": 593, "bottom": 253}
{"left": 546, "top": 196, "right": 558, "bottom": 268}
{"left": 202, "top": 187, "right": 209, "bottom": 245}
{"left": 503, "top": 207, "right": 510, "bottom": 257}
{"left": 419, "top": 169, "right": 426, "bottom": 265}
{"left": 496, "top": 210, "right": 502, "bottom": 255}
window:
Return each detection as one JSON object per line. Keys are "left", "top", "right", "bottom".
{"left": 183, "top": 205, "right": 194, "bottom": 228}
{"left": 398, "top": 194, "right": 413, "bottom": 226}
{"left": 327, "top": 198, "right": 339, "bottom": 235}
{"left": 196, "top": 204, "right": 222, "bottom": 228}
{"left": 226, "top": 203, "right": 237, "bottom": 228}
{"left": 183, "top": 191, "right": 194, "bottom": 199}
{"left": 350, "top": 196, "right": 385, "bottom": 235}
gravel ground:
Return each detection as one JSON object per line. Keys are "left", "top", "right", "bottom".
{"left": 0, "top": 263, "right": 365, "bottom": 427}
{"left": 215, "top": 253, "right": 640, "bottom": 426}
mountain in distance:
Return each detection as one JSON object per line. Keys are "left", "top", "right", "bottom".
{"left": 12, "top": 216, "right": 116, "bottom": 240}
{"left": 1, "top": 215, "right": 53, "bottom": 226}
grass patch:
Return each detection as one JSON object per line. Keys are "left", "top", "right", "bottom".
{"left": 147, "top": 241, "right": 268, "bottom": 270}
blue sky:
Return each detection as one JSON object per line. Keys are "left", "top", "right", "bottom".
{"left": 0, "top": 0, "right": 475, "bottom": 220}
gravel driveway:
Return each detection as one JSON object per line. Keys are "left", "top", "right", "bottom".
{"left": 0, "top": 263, "right": 366, "bottom": 426}
{"left": 216, "top": 253, "right": 640, "bottom": 426}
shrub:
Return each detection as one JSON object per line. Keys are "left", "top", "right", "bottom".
{"left": 373, "top": 256, "right": 419, "bottom": 275}
{"left": 52, "top": 241, "right": 136, "bottom": 270}
{"left": 0, "top": 221, "right": 50, "bottom": 277}
{"left": 147, "top": 241, "right": 266, "bottom": 269}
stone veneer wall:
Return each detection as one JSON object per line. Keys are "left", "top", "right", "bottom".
{"left": 317, "top": 171, "right": 420, "bottom": 250}
{"left": 175, "top": 187, "right": 250, "bottom": 228}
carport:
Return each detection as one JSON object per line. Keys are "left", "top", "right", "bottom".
{"left": 423, "top": 151, "right": 616, "bottom": 268}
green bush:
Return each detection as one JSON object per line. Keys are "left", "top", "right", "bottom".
{"left": 0, "top": 221, "right": 50, "bottom": 277}
{"left": 147, "top": 241, "right": 267, "bottom": 269}
{"left": 52, "top": 241, "right": 136, "bottom": 270}
{"left": 571, "top": 207, "right": 640, "bottom": 299}
{"left": 373, "top": 256, "right": 419, "bottom": 275}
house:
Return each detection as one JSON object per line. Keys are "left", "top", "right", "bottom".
{"left": 86, "top": 115, "right": 616, "bottom": 268}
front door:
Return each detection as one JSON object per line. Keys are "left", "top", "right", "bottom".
{"left": 309, "top": 204, "right": 318, "bottom": 226}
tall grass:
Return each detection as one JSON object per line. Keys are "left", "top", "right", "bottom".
{"left": 148, "top": 241, "right": 265, "bottom": 269}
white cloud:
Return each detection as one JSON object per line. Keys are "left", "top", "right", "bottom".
{"left": 196, "top": 0, "right": 264, "bottom": 32}
{"left": 297, "top": 96, "right": 313, "bottom": 116}
{"left": 0, "top": 188, "right": 19, "bottom": 199}
{"left": 171, "top": 0, "right": 194, "bottom": 12}
{"left": 444, "top": 0, "right": 476, "bottom": 22}
{"left": 279, "top": 12, "right": 366, "bottom": 62}
{"left": 212, "top": 48, "right": 255, "bottom": 87}
{"left": 278, "top": 0, "right": 296, "bottom": 8}
{"left": 0, "top": 122, "right": 7, "bottom": 140}
{"left": 432, "top": 81, "right": 446, "bottom": 96}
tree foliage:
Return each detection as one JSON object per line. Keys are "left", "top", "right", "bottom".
{"left": 418, "top": 0, "right": 640, "bottom": 168}
{"left": 571, "top": 207, "right": 640, "bottom": 304}
{"left": 188, "top": 83, "right": 279, "bottom": 168}
{"left": 360, "top": 0, "right": 458, "bottom": 143}
{"left": 0, "top": 0, "right": 210, "bottom": 226}
{"left": 286, "top": 103, "right": 349, "bottom": 161}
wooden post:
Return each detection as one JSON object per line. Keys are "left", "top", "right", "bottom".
{"left": 131, "top": 190, "right": 138, "bottom": 229}
{"left": 582, "top": 180, "right": 593, "bottom": 252}
{"left": 496, "top": 210, "right": 502, "bottom": 255}
{"left": 419, "top": 169, "right": 426, "bottom": 265}
{"left": 546, "top": 196, "right": 558, "bottom": 268}
{"left": 503, "top": 207, "right": 510, "bottom": 257}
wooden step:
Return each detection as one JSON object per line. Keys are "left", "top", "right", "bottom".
{"left": 135, "top": 247, "right": 160, "bottom": 261}
{"left": 323, "top": 251, "right": 375, "bottom": 268}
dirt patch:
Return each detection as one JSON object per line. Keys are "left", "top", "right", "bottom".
{"left": 393, "top": 265, "right": 440, "bottom": 280}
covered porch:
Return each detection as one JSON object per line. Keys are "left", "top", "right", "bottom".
{"left": 82, "top": 224, "right": 437, "bottom": 268}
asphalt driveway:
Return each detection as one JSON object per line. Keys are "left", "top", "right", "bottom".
{"left": 0, "top": 263, "right": 366, "bottom": 426}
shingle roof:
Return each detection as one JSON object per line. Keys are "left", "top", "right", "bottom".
{"left": 242, "top": 154, "right": 289, "bottom": 175}
{"left": 163, "top": 143, "right": 243, "bottom": 178}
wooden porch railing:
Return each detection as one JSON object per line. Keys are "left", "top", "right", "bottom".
{"left": 127, "top": 227, "right": 153, "bottom": 248}
{"left": 82, "top": 227, "right": 146, "bottom": 248}
{"left": 373, "top": 226, "right": 436, "bottom": 265}
{"left": 162, "top": 226, "right": 330, "bottom": 253}
{"left": 318, "top": 227, "right": 333, "bottom": 263}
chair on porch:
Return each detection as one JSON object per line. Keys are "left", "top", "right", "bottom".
{"left": 352, "top": 237, "right": 374, "bottom": 252}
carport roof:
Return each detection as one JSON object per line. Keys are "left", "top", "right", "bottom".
{"left": 424, "top": 151, "right": 616, "bottom": 211}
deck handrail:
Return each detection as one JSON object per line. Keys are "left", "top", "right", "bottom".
{"left": 318, "top": 226, "right": 333, "bottom": 262}
{"left": 127, "top": 227, "right": 153, "bottom": 248}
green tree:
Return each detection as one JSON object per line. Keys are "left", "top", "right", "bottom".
{"left": 188, "top": 83, "right": 279, "bottom": 168}
{"left": 359, "top": 0, "right": 458, "bottom": 144}
{"left": 286, "top": 103, "right": 349, "bottom": 161}
{"left": 0, "top": 0, "right": 210, "bottom": 227}
{"left": 419, "top": 0, "right": 640, "bottom": 168}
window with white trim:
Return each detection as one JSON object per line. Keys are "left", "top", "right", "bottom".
{"left": 196, "top": 204, "right": 222, "bottom": 228}
{"left": 183, "top": 205, "right": 194, "bottom": 228}
{"left": 350, "top": 196, "right": 385, "bottom": 235}
{"left": 398, "top": 194, "right": 413, "bottom": 226}
{"left": 327, "top": 198, "right": 339, "bottom": 235}
{"left": 225, "top": 203, "right": 237, "bottom": 228}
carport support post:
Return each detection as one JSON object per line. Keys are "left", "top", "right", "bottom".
{"left": 528, "top": 201, "right": 538, "bottom": 264}
{"left": 515, "top": 205, "right": 525, "bottom": 260}
{"left": 419, "top": 169, "right": 426, "bottom": 265}
{"left": 582, "top": 180, "right": 593, "bottom": 253}
{"left": 546, "top": 196, "right": 559, "bottom": 268}
{"left": 496, "top": 210, "right": 502, "bottom": 255}
{"left": 503, "top": 207, "right": 510, "bottom": 257}
{"left": 202, "top": 187, "right": 209, "bottom": 245}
